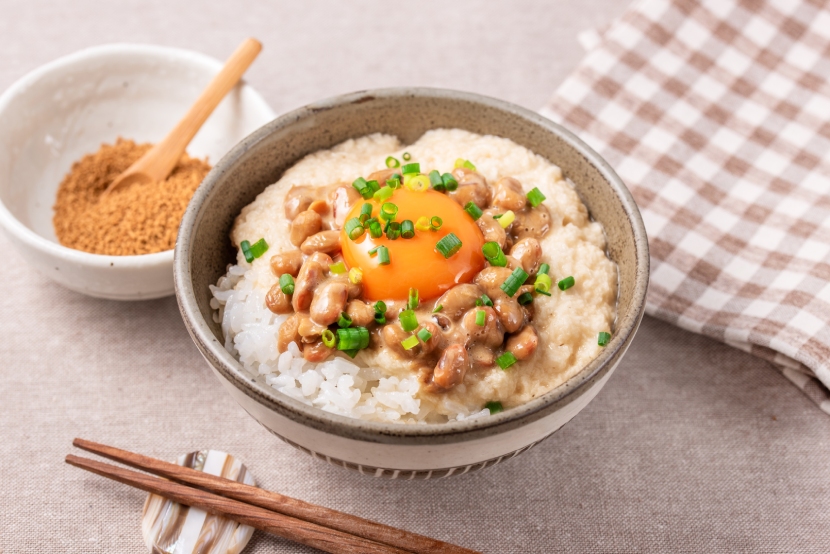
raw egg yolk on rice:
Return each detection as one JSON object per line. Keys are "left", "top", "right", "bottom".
{"left": 341, "top": 189, "right": 485, "bottom": 301}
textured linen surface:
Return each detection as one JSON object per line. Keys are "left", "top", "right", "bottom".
{"left": 2, "top": 1, "right": 830, "bottom": 553}
{"left": 542, "top": 0, "right": 830, "bottom": 414}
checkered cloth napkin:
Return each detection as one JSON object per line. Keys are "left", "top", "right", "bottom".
{"left": 541, "top": 0, "right": 830, "bottom": 414}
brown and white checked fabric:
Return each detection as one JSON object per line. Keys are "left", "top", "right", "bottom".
{"left": 541, "top": 0, "right": 830, "bottom": 414}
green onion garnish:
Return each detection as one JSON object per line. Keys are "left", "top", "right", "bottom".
{"left": 322, "top": 329, "right": 336, "bottom": 348}
{"left": 435, "top": 233, "right": 463, "bottom": 258}
{"left": 374, "top": 313, "right": 386, "bottom": 325}
{"left": 401, "top": 335, "right": 419, "bottom": 350}
{"left": 517, "top": 292, "right": 533, "bottom": 305}
{"left": 429, "top": 170, "right": 445, "bottom": 192}
{"left": 558, "top": 276, "right": 575, "bottom": 291}
{"left": 359, "top": 203, "right": 373, "bottom": 224}
{"left": 417, "top": 327, "right": 433, "bottom": 342}
{"left": 336, "top": 326, "right": 369, "bottom": 350}
{"left": 538, "top": 263, "right": 550, "bottom": 275}
{"left": 373, "top": 186, "right": 394, "bottom": 203}
{"left": 475, "top": 310, "right": 486, "bottom": 327}
{"left": 374, "top": 301, "right": 387, "bottom": 313}
{"left": 475, "top": 298, "right": 483, "bottom": 307}
{"left": 249, "top": 238, "right": 268, "bottom": 259}
{"left": 401, "top": 219, "right": 415, "bottom": 239}
{"left": 377, "top": 245, "right": 390, "bottom": 265}
{"left": 342, "top": 349, "right": 359, "bottom": 358}
{"left": 337, "top": 312, "right": 352, "bottom": 328}
{"left": 279, "top": 274, "right": 295, "bottom": 295}
{"left": 527, "top": 187, "right": 547, "bottom": 208}
{"left": 534, "top": 274, "right": 552, "bottom": 294}
{"left": 404, "top": 174, "right": 430, "bottom": 191}
{"left": 496, "top": 352, "right": 517, "bottom": 369}
{"left": 349, "top": 267, "right": 363, "bottom": 284}
{"left": 387, "top": 175, "right": 401, "bottom": 189}
{"left": 402, "top": 152, "right": 412, "bottom": 161}
{"left": 480, "top": 294, "right": 493, "bottom": 307}
{"left": 329, "top": 261, "right": 347, "bottom": 274}
{"left": 464, "top": 159, "right": 477, "bottom": 171}
{"left": 401, "top": 162, "right": 420, "bottom": 175}
{"left": 598, "top": 331, "right": 611, "bottom": 346}
{"left": 464, "top": 201, "right": 483, "bottom": 220}
{"left": 344, "top": 218, "right": 364, "bottom": 241}
{"left": 442, "top": 173, "right": 458, "bottom": 191}
{"left": 482, "top": 242, "right": 507, "bottom": 267}
{"left": 484, "top": 401, "right": 503, "bottom": 414}
{"left": 399, "top": 309, "right": 418, "bottom": 332}
{"left": 240, "top": 240, "right": 253, "bottom": 263}
{"left": 498, "top": 210, "right": 515, "bottom": 228}
{"left": 352, "top": 177, "right": 372, "bottom": 199}
{"left": 380, "top": 202, "right": 398, "bottom": 221}
{"left": 430, "top": 216, "right": 443, "bottom": 230}
{"left": 386, "top": 221, "right": 401, "bottom": 240}
{"left": 433, "top": 304, "right": 443, "bottom": 313}
{"left": 368, "top": 220, "right": 383, "bottom": 239}
{"left": 500, "top": 267, "right": 529, "bottom": 297}
{"left": 368, "top": 246, "right": 379, "bottom": 257}
{"left": 367, "top": 179, "right": 380, "bottom": 193}
{"left": 385, "top": 156, "right": 400, "bottom": 168}
{"left": 493, "top": 214, "right": 503, "bottom": 219}
{"left": 415, "top": 216, "right": 431, "bottom": 231}
{"left": 408, "top": 287, "right": 419, "bottom": 310}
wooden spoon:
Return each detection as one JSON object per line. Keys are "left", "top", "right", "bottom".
{"left": 104, "top": 38, "right": 262, "bottom": 195}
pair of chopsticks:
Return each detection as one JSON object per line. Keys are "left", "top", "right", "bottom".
{"left": 66, "top": 439, "right": 479, "bottom": 554}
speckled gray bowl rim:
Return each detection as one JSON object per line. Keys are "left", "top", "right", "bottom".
{"left": 175, "top": 87, "right": 649, "bottom": 446}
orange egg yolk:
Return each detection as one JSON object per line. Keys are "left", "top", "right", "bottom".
{"left": 341, "top": 189, "right": 485, "bottom": 301}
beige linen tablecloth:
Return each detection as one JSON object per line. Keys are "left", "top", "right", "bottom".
{"left": 2, "top": 1, "right": 830, "bottom": 552}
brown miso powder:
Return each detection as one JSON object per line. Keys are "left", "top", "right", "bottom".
{"left": 53, "top": 138, "right": 211, "bottom": 255}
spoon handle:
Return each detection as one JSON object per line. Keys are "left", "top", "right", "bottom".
{"left": 135, "top": 38, "right": 262, "bottom": 183}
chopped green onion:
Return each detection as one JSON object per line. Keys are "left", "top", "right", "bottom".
{"left": 484, "top": 401, "right": 503, "bottom": 414}
{"left": 377, "top": 245, "right": 390, "bottom": 265}
{"left": 385, "top": 156, "right": 400, "bottom": 168}
{"left": 598, "top": 331, "right": 611, "bottom": 346}
{"left": 482, "top": 242, "right": 507, "bottom": 267}
{"left": 344, "top": 218, "right": 364, "bottom": 241}
{"left": 368, "top": 246, "right": 379, "bottom": 257}
{"left": 402, "top": 152, "right": 412, "bottom": 161}
{"left": 348, "top": 267, "right": 363, "bottom": 284}
{"left": 322, "top": 329, "right": 336, "bottom": 348}
{"left": 493, "top": 214, "right": 503, "bottom": 219}
{"left": 399, "top": 309, "right": 418, "bottom": 332}
{"left": 498, "top": 210, "right": 515, "bottom": 228}
{"left": 442, "top": 173, "right": 458, "bottom": 191}
{"left": 480, "top": 294, "right": 493, "bottom": 307}
{"left": 359, "top": 203, "right": 373, "bottom": 224}
{"left": 401, "top": 162, "right": 420, "bottom": 175}
{"left": 249, "top": 238, "right": 268, "bottom": 259}
{"left": 373, "top": 186, "right": 394, "bottom": 202}
{"left": 417, "top": 327, "right": 433, "bottom": 342}
{"left": 380, "top": 202, "right": 398, "bottom": 221}
{"left": 352, "top": 177, "right": 372, "bottom": 199}
{"left": 368, "top": 220, "right": 383, "bottom": 239}
{"left": 558, "top": 276, "right": 575, "bottom": 291}
{"left": 387, "top": 176, "right": 401, "bottom": 189}
{"left": 475, "top": 310, "right": 486, "bottom": 327}
{"left": 336, "top": 326, "right": 369, "bottom": 350}
{"left": 496, "top": 351, "right": 517, "bottom": 369}
{"left": 404, "top": 174, "right": 430, "bottom": 191}
{"left": 464, "top": 201, "right": 483, "bottom": 220}
{"left": 536, "top": 288, "right": 552, "bottom": 297}
{"left": 538, "top": 263, "right": 550, "bottom": 275}
{"left": 429, "top": 170, "right": 445, "bottom": 192}
{"left": 279, "top": 274, "right": 295, "bottom": 295}
{"left": 366, "top": 179, "right": 380, "bottom": 193}
{"left": 374, "top": 301, "right": 387, "bottom": 314}
{"left": 408, "top": 287, "right": 419, "bottom": 310}
{"left": 463, "top": 159, "right": 476, "bottom": 171}
{"left": 337, "top": 312, "right": 352, "bottom": 328}
{"left": 240, "top": 240, "right": 253, "bottom": 263}
{"left": 401, "top": 219, "right": 415, "bottom": 239}
{"left": 386, "top": 221, "right": 401, "bottom": 240}
{"left": 401, "top": 335, "right": 420, "bottom": 350}
{"left": 500, "top": 267, "right": 529, "bottom": 297}
{"left": 435, "top": 233, "right": 463, "bottom": 258}
{"left": 342, "top": 349, "right": 359, "bottom": 358}
{"left": 415, "top": 216, "right": 431, "bottom": 231}
{"left": 475, "top": 298, "right": 483, "bottom": 307}
{"left": 374, "top": 312, "right": 386, "bottom": 325}
{"left": 534, "top": 274, "right": 552, "bottom": 294}
{"left": 517, "top": 292, "right": 533, "bottom": 305}
{"left": 432, "top": 304, "right": 443, "bottom": 313}
{"left": 527, "top": 187, "right": 546, "bottom": 208}
{"left": 329, "top": 261, "right": 347, "bottom": 274}
{"left": 429, "top": 216, "right": 443, "bottom": 230}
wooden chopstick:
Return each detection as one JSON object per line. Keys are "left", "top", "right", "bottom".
{"left": 70, "top": 439, "right": 479, "bottom": 554}
{"left": 66, "top": 454, "right": 409, "bottom": 554}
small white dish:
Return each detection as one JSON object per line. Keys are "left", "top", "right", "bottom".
{"left": 0, "top": 43, "right": 275, "bottom": 300}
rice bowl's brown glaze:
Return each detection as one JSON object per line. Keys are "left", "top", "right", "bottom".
{"left": 174, "top": 88, "right": 649, "bottom": 477}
